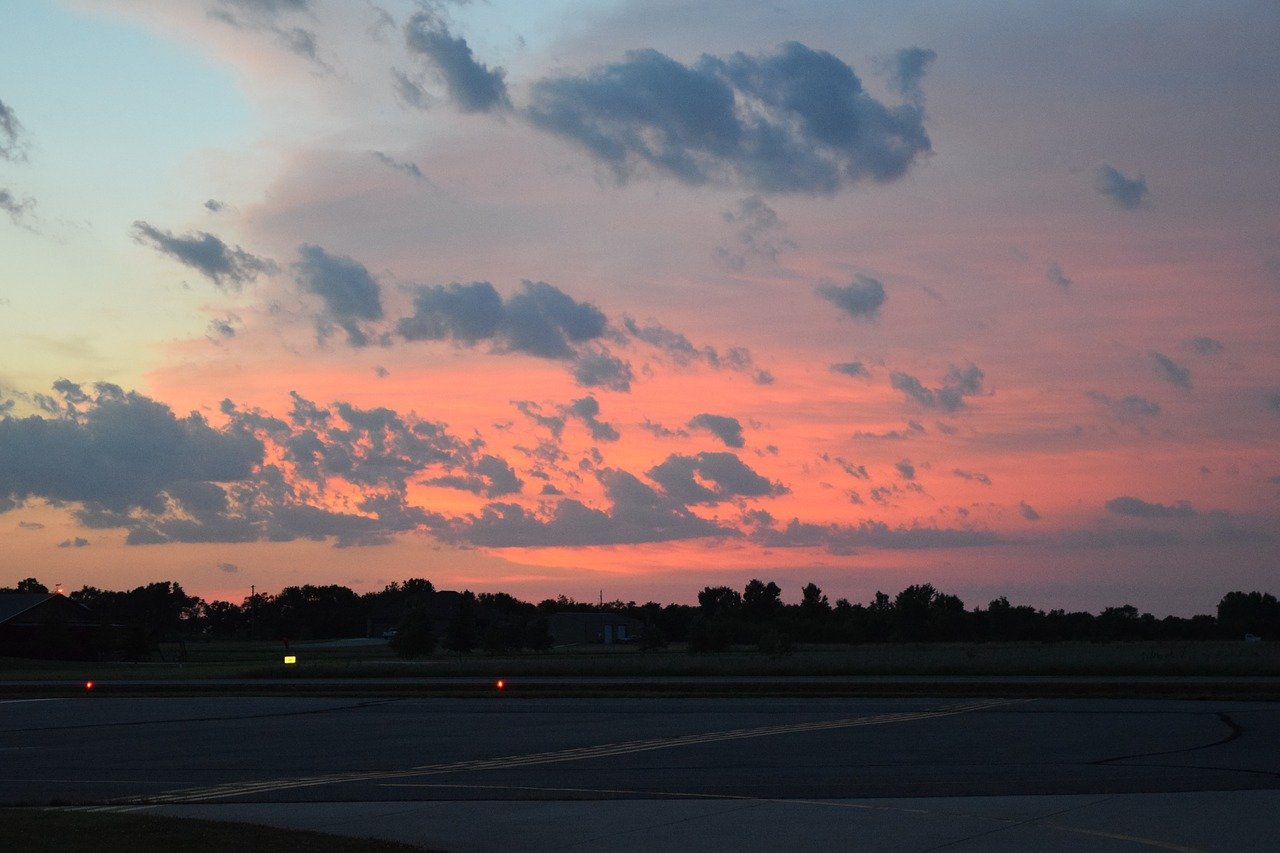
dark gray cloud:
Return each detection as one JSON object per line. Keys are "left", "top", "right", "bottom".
{"left": 133, "top": 221, "right": 277, "bottom": 291}
{"left": 527, "top": 42, "right": 931, "bottom": 193}
{"left": 572, "top": 349, "right": 633, "bottom": 392}
{"left": 688, "top": 413, "right": 745, "bottom": 448}
{"left": 450, "top": 468, "right": 731, "bottom": 547}
{"left": 716, "top": 195, "right": 796, "bottom": 269}
{"left": 1151, "top": 351, "right": 1191, "bottom": 390}
{"left": 398, "top": 279, "right": 606, "bottom": 359}
{"left": 392, "top": 68, "right": 431, "bottom": 108}
{"left": 817, "top": 274, "right": 886, "bottom": 320}
{"left": 1095, "top": 164, "right": 1148, "bottom": 209}
{"left": 894, "top": 459, "right": 916, "bottom": 480}
{"left": 295, "top": 244, "right": 385, "bottom": 346}
{"left": 622, "top": 318, "right": 762, "bottom": 382}
{"left": 1019, "top": 502, "right": 1041, "bottom": 521}
{"left": 886, "top": 47, "right": 936, "bottom": 104}
{"left": 0, "top": 188, "right": 35, "bottom": 229}
{"left": 567, "top": 396, "right": 620, "bottom": 442}
{"left": 57, "top": 537, "right": 90, "bottom": 548}
{"left": 1086, "top": 390, "right": 1162, "bottom": 419}
{"left": 0, "top": 98, "right": 27, "bottom": 162}
{"left": 219, "top": 561, "right": 239, "bottom": 573}
{"left": 752, "top": 518, "right": 997, "bottom": 554}
{"left": 1105, "top": 496, "right": 1196, "bottom": 518}
{"left": 647, "top": 451, "right": 785, "bottom": 505}
{"left": 404, "top": 12, "right": 509, "bottom": 113}
{"left": 1189, "top": 336, "right": 1224, "bottom": 355}
{"left": 0, "top": 382, "right": 262, "bottom": 515}
{"left": 830, "top": 361, "right": 870, "bottom": 379}
{"left": 890, "top": 364, "right": 984, "bottom": 412}
{"left": 204, "top": 199, "right": 226, "bottom": 213}
{"left": 953, "top": 469, "right": 991, "bottom": 485}
{"left": 371, "top": 151, "right": 426, "bottom": 181}
{"left": 426, "top": 453, "right": 522, "bottom": 498}
{"left": 1045, "top": 261, "right": 1071, "bottom": 289}
{"left": 207, "top": 315, "right": 240, "bottom": 341}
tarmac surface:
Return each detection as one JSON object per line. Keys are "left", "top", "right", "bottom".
{"left": 3, "top": 694, "right": 1279, "bottom": 850}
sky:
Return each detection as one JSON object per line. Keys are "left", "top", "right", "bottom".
{"left": 1, "top": 0, "right": 1278, "bottom": 615}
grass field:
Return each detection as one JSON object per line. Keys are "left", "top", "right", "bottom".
{"left": 1, "top": 639, "right": 1276, "bottom": 684}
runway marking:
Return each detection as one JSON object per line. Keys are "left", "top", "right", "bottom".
{"left": 131, "top": 698, "right": 1024, "bottom": 804}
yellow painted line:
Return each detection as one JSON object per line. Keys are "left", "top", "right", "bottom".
{"left": 140, "top": 698, "right": 1024, "bottom": 804}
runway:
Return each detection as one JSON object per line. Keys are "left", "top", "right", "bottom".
{"left": 3, "top": 695, "right": 1278, "bottom": 850}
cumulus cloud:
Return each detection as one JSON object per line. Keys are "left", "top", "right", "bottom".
{"left": 527, "top": 42, "right": 931, "bottom": 193}
{"left": 817, "top": 274, "right": 886, "bottom": 320}
{"left": 450, "top": 468, "right": 732, "bottom": 547}
{"left": 572, "top": 349, "right": 633, "bottom": 392}
{"left": 752, "top": 517, "right": 997, "bottom": 554}
{"left": 890, "top": 364, "right": 984, "bottom": 412}
{"left": 894, "top": 459, "right": 916, "bottom": 480}
{"left": 1095, "top": 164, "right": 1148, "bottom": 209}
{"left": 830, "top": 361, "right": 870, "bottom": 379}
{"left": 716, "top": 195, "right": 796, "bottom": 269}
{"left": 688, "top": 413, "right": 745, "bottom": 448}
{"left": 647, "top": 451, "right": 786, "bottom": 505}
{"left": 403, "top": 11, "right": 509, "bottom": 113}
{"left": 398, "top": 279, "right": 606, "bottom": 361}
{"left": 295, "top": 244, "right": 385, "bottom": 346}
{"left": 1045, "top": 261, "right": 1071, "bottom": 289}
{"left": 1105, "top": 496, "right": 1196, "bottom": 518}
{"left": 953, "top": 469, "right": 991, "bottom": 485}
{"left": 204, "top": 199, "right": 226, "bottom": 213}
{"left": 566, "top": 396, "right": 620, "bottom": 442}
{"left": 0, "top": 382, "right": 262, "bottom": 515}
{"left": 885, "top": 46, "right": 936, "bottom": 104}
{"left": 1151, "top": 352, "right": 1191, "bottom": 390}
{"left": 133, "top": 221, "right": 277, "bottom": 290}
{"left": 58, "top": 537, "right": 90, "bottom": 548}
{"left": 0, "top": 98, "right": 27, "bottom": 162}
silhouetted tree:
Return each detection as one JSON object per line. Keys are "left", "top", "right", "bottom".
{"left": 443, "top": 591, "right": 478, "bottom": 656}
{"left": 390, "top": 606, "right": 437, "bottom": 658}
{"left": 1217, "top": 591, "right": 1280, "bottom": 639}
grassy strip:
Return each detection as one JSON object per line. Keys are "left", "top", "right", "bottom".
{"left": 3, "top": 640, "right": 1276, "bottom": 682}
{"left": 0, "top": 808, "right": 432, "bottom": 852}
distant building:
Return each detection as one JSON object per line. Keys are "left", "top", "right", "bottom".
{"left": 0, "top": 593, "right": 97, "bottom": 659}
{"left": 548, "top": 612, "right": 644, "bottom": 645}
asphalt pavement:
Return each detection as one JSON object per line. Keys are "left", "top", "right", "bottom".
{"left": 3, "top": 694, "right": 1278, "bottom": 850}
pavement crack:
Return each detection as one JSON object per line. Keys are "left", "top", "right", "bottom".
{"left": 1090, "top": 711, "right": 1243, "bottom": 765}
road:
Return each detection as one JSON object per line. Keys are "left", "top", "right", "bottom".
{"left": 3, "top": 695, "right": 1279, "bottom": 850}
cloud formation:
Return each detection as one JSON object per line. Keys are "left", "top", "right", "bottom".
{"left": 404, "top": 11, "right": 510, "bottom": 113}
{"left": 0, "top": 188, "right": 35, "bottom": 229}
{"left": 717, "top": 195, "right": 796, "bottom": 269}
{"left": 0, "top": 98, "right": 27, "bottom": 162}
{"left": 817, "top": 274, "right": 886, "bottom": 320}
{"left": 294, "top": 244, "right": 385, "bottom": 346}
{"left": 398, "top": 279, "right": 607, "bottom": 362}
{"left": 1086, "top": 390, "right": 1161, "bottom": 419}
{"left": 1045, "top": 261, "right": 1071, "bottom": 289}
{"left": 1095, "top": 164, "right": 1148, "bottom": 209}
{"left": 647, "top": 452, "right": 786, "bottom": 505}
{"left": 885, "top": 47, "right": 936, "bottom": 104}
{"left": 830, "top": 361, "right": 870, "bottom": 379}
{"left": 527, "top": 42, "right": 931, "bottom": 193}
{"left": 1151, "top": 352, "right": 1191, "bottom": 390}
{"left": 890, "top": 364, "right": 984, "bottom": 412}
{"left": 688, "top": 413, "right": 745, "bottom": 448}
{"left": 0, "top": 382, "right": 262, "bottom": 515}
{"left": 1105, "top": 496, "right": 1196, "bottom": 518}
{"left": 133, "top": 222, "right": 277, "bottom": 290}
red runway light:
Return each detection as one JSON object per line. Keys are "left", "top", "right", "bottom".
{"left": 496, "top": 679, "right": 505, "bottom": 690}
{"left": 84, "top": 681, "right": 94, "bottom": 691}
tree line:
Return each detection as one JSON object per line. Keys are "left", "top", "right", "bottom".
{"left": 3, "top": 576, "right": 1277, "bottom": 661}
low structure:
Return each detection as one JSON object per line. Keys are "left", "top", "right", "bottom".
{"left": 0, "top": 593, "right": 97, "bottom": 659}
{"left": 548, "top": 612, "right": 644, "bottom": 645}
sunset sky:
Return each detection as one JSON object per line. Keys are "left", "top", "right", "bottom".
{"left": 1, "top": 0, "right": 1277, "bottom": 614}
